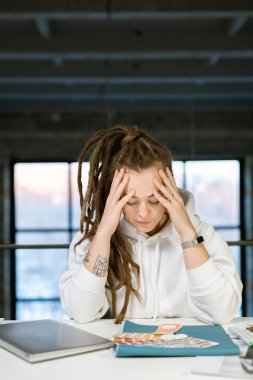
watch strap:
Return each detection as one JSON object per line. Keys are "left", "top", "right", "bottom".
{"left": 181, "top": 236, "right": 204, "bottom": 249}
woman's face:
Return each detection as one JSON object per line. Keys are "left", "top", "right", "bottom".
{"left": 122, "top": 165, "right": 168, "bottom": 236}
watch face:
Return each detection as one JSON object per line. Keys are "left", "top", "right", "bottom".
{"left": 197, "top": 236, "right": 204, "bottom": 244}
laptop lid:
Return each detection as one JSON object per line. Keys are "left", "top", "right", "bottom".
{"left": 0, "top": 319, "right": 114, "bottom": 363}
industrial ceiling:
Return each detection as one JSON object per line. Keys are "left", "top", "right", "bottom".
{"left": 0, "top": 1, "right": 253, "bottom": 112}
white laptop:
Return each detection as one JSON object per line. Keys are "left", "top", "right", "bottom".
{"left": 0, "top": 319, "right": 114, "bottom": 363}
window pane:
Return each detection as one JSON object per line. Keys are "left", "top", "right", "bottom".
{"left": 16, "top": 232, "right": 69, "bottom": 299}
{"left": 71, "top": 162, "right": 89, "bottom": 229}
{"left": 217, "top": 228, "right": 242, "bottom": 317}
{"left": 15, "top": 163, "right": 69, "bottom": 229}
{"left": 217, "top": 228, "right": 241, "bottom": 275}
{"left": 173, "top": 161, "right": 184, "bottom": 188}
{"left": 185, "top": 161, "right": 240, "bottom": 226}
{"left": 16, "top": 301, "right": 69, "bottom": 320}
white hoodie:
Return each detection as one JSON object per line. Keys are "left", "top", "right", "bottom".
{"left": 59, "top": 190, "right": 242, "bottom": 324}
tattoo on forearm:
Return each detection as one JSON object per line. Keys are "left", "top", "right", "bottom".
{"left": 93, "top": 255, "right": 109, "bottom": 277}
{"left": 84, "top": 251, "right": 91, "bottom": 263}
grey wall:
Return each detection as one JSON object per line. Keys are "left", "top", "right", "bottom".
{"left": 0, "top": 110, "right": 252, "bottom": 160}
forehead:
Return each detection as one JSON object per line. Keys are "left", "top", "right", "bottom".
{"left": 125, "top": 165, "right": 162, "bottom": 197}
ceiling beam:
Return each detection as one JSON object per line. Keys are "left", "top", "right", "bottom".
{"left": 0, "top": 50, "right": 253, "bottom": 61}
{"left": 1, "top": 11, "right": 253, "bottom": 21}
{"left": 1, "top": 76, "right": 253, "bottom": 85}
{"left": 1, "top": 92, "right": 253, "bottom": 101}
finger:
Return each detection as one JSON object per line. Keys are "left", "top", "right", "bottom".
{"left": 159, "top": 169, "right": 183, "bottom": 204}
{"left": 112, "top": 173, "right": 130, "bottom": 202}
{"left": 153, "top": 177, "right": 174, "bottom": 201}
{"left": 109, "top": 168, "right": 125, "bottom": 197}
{"left": 165, "top": 167, "right": 179, "bottom": 192}
{"left": 159, "top": 168, "right": 178, "bottom": 194}
{"left": 165, "top": 168, "right": 185, "bottom": 205}
{"left": 118, "top": 189, "right": 135, "bottom": 208}
{"left": 153, "top": 189, "right": 172, "bottom": 209}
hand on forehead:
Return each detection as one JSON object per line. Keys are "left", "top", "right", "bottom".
{"left": 124, "top": 166, "right": 163, "bottom": 198}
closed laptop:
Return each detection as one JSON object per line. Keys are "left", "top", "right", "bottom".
{"left": 0, "top": 319, "right": 114, "bottom": 363}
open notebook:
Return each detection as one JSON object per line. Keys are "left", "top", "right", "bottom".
{"left": 0, "top": 319, "right": 114, "bottom": 363}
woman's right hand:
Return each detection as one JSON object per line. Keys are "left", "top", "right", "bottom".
{"left": 96, "top": 168, "right": 134, "bottom": 238}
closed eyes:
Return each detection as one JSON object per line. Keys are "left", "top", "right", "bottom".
{"left": 127, "top": 199, "right": 159, "bottom": 206}
{"left": 149, "top": 200, "right": 159, "bottom": 205}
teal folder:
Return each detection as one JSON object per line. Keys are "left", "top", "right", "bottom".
{"left": 115, "top": 320, "right": 240, "bottom": 357}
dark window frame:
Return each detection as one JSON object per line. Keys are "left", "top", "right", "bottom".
{"left": 11, "top": 158, "right": 245, "bottom": 318}
{"left": 11, "top": 160, "right": 79, "bottom": 319}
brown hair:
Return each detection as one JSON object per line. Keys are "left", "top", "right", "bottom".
{"left": 77, "top": 125, "right": 173, "bottom": 323}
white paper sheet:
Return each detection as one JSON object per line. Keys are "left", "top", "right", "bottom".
{"left": 190, "top": 356, "right": 252, "bottom": 378}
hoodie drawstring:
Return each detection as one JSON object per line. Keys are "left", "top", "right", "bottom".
{"left": 138, "top": 234, "right": 146, "bottom": 304}
{"left": 152, "top": 238, "right": 161, "bottom": 320}
{"left": 137, "top": 233, "right": 161, "bottom": 320}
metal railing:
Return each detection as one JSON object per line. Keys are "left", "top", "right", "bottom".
{"left": 0, "top": 240, "right": 253, "bottom": 250}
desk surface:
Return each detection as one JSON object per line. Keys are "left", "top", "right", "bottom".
{"left": 1, "top": 317, "right": 253, "bottom": 380}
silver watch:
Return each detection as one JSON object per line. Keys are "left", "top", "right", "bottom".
{"left": 181, "top": 236, "right": 204, "bottom": 249}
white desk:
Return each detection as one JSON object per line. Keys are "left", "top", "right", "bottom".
{"left": 1, "top": 317, "right": 252, "bottom": 380}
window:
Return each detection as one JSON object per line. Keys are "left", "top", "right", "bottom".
{"left": 14, "top": 162, "right": 89, "bottom": 319}
{"left": 13, "top": 160, "right": 242, "bottom": 319}
{"left": 173, "top": 160, "right": 241, "bottom": 276}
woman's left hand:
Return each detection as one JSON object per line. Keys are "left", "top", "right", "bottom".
{"left": 153, "top": 167, "right": 197, "bottom": 241}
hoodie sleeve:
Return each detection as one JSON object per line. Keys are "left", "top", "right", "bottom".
{"left": 58, "top": 232, "right": 110, "bottom": 323}
{"left": 186, "top": 220, "right": 243, "bottom": 324}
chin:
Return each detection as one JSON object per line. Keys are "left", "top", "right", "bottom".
{"left": 135, "top": 224, "right": 155, "bottom": 233}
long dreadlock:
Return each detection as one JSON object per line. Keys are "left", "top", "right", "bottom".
{"left": 76, "top": 125, "right": 173, "bottom": 323}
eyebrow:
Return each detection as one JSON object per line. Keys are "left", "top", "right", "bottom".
{"left": 131, "top": 194, "right": 155, "bottom": 199}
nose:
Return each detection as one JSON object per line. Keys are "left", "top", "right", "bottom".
{"left": 137, "top": 202, "right": 149, "bottom": 218}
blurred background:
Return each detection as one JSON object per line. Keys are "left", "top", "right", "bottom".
{"left": 0, "top": 1, "right": 252, "bottom": 320}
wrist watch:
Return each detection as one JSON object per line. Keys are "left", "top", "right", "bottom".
{"left": 181, "top": 236, "right": 204, "bottom": 249}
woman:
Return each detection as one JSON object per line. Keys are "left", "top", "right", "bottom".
{"left": 59, "top": 125, "right": 242, "bottom": 324}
